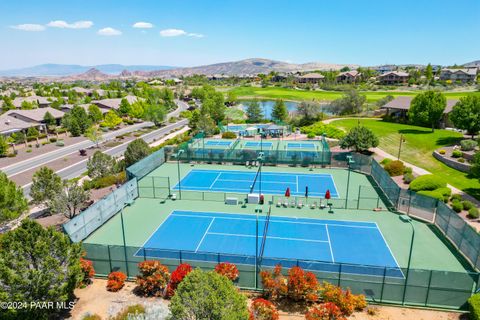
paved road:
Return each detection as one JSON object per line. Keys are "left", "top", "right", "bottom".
{"left": 2, "top": 100, "right": 189, "bottom": 177}
{"left": 21, "top": 119, "right": 188, "bottom": 195}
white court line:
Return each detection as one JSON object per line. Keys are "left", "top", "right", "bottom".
{"left": 207, "top": 232, "right": 330, "bottom": 243}
{"left": 216, "top": 178, "right": 296, "bottom": 185}
{"left": 171, "top": 213, "right": 377, "bottom": 229}
{"left": 373, "top": 222, "right": 405, "bottom": 278}
{"left": 171, "top": 185, "right": 338, "bottom": 197}
{"left": 195, "top": 217, "right": 215, "bottom": 252}
{"left": 209, "top": 173, "right": 222, "bottom": 189}
{"left": 325, "top": 225, "right": 335, "bottom": 263}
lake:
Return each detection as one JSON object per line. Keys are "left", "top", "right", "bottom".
{"left": 237, "top": 100, "right": 333, "bottom": 119}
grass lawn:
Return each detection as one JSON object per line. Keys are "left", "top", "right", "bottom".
{"left": 225, "top": 107, "right": 245, "bottom": 121}
{"left": 229, "top": 86, "right": 480, "bottom": 103}
{"left": 330, "top": 119, "right": 480, "bottom": 199}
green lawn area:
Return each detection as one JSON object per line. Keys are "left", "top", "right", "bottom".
{"left": 225, "top": 107, "right": 245, "bottom": 121}
{"left": 330, "top": 119, "right": 480, "bottom": 199}
{"left": 229, "top": 86, "right": 479, "bottom": 103}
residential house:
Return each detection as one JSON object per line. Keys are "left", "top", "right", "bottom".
{"left": 336, "top": 70, "right": 362, "bottom": 83}
{"left": 61, "top": 103, "right": 109, "bottom": 115}
{"left": 0, "top": 107, "right": 64, "bottom": 136}
{"left": 93, "top": 95, "right": 143, "bottom": 110}
{"left": 0, "top": 114, "right": 34, "bottom": 136}
{"left": 373, "top": 65, "right": 396, "bottom": 74}
{"left": 378, "top": 71, "right": 410, "bottom": 85}
{"left": 381, "top": 96, "right": 459, "bottom": 128}
{"left": 440, "top": 68, "right": 477, "bottom": 83}
{"left": 12, "top": 95, "right": 52, "bottom": 109}
{"left": 271, "top": 73, "right": 288, "bottom": 82}
{"left": 296, "top": 73, "right": 325, "bottom": 84}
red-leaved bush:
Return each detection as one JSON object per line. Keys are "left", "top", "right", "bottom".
{"left": 260, "top": 264, "right": 288, "bottom": 300}
{"left": 135, "top": 260, "right": 171, "bottom": 297}
{"left": 80, "top": 258, "right": 95, "bottom": 285}
{"left": 305, "top": 302, "right": 346, "bottom": 320}
{"left": 166, "top": 263, "right": 193, "bottom": 298}
{"left": 214, "top": 262, "right": 239, "bottom": 281}
{"left": 106, "top": 271, "right": 127, "bottom": 292}
{"left": 249, "top": 298, "right": 279, "bottom": 320}
{"left": 319, "top": 282, "right": 367, "bottom": 316}
{"left": 287, "top": 266, "right": 319, "bottom": 302}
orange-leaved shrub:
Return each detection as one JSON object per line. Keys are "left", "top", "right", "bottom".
{"left": 106, "top": 271, "right": 127, "bottom": 292}
{"left": 319, "top": 282, "right": 367, "bottom": 316}
{"left": 287, "top": 266, "right": 319, "bottom": 302}
{"left": 166, "top": 263, "right": 192, "bottom": 298}
{"left": 305, "top": 302, "right": 346, "bottom": 320}
{"left": 136, "top": 260, "right": 171, "bottom": 297}
{"left": 249, "top": 298, "right": 279, "bottom": 320}
{"left": 80, "top": 257, "right": 95, "bottom": 286}
{"left": 214, "top": 262, "right": 239, "bottom": 281}
{"left": 260, "top": 264, "right": 288, "bottom": 300}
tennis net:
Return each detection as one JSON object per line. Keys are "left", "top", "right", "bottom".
{"left": 259, "top": 206, "right": 272, "bottom": 264}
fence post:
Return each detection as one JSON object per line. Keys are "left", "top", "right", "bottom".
{"left": 152, "top": 177, "right": 156, "bottom": 198}
{"left": 143, "top": 248, "right": 146, "bottom": 261}
{"left": 167, "top": 177, "right": 171, "bottom": 197}
{"left": 338, "top": 264, "right": 342, "bottom": 287}
{"left": 217, "top": 253, "right": 221, "bottom": 264}
{"left": 107, "top": 245, "right": 112, "bottom": 272}
{"left": 380, "top": 267, "right": 387, "bottom": 302}
{"left": 425, "top": 269, "right": 433, "bottom": 307}
{"left": 179, "top": 250, "right": 183, "bottom": 264}
{"left": 357, "top": 186, "right": 361, "bottom": 209}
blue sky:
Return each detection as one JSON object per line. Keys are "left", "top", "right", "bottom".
{"left": 1, "top": 0, "right": 479, "bottom": 69}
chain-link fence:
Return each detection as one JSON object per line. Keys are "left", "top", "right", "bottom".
{"left": 82, "top": 242, "right": 479, "bottom": 310}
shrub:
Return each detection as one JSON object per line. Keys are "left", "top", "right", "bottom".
{"left": 469, "top": 293, "right": 480, "bottom": 320}
{"left": 300, "top": 122, "right": 345, "bottom": 139}
{"left": 166, "top": 263, "right": 193, "bottom": 298}
{"left": 404, "top": 166, "right": 413, "bottom": 174}
{"left": 260, "top": 264, "right": 287, "bottom": 300}
{"left": 462, "top": 201, "right": 475, "bottom": 211}
{"left": 80, "top": 258, "right": 95, "bottom": 286}
{"left": 380, "top": 158, "right": 392, "bottom": 165}
{"left": 56, "top": 140, "right": 65, "bottom": 147}
{"left": 403, "top": 172, "right": 414, "bottom": 184}
{"left": 111, "top": 304, "right": 145, "bottom": 320}
{"left": 458, "top": 157, "right": 465, "bottom": 163}
{"left": 468, "top": 207, "right": 479, "bottom": 219}
{"left": 106, "top": 271, "right": 127, "bottom": 292}
{"left": 439, "top": 149, "right": 446, "bottom": 155}
{"left": 384, "top": 160, "right": 405, "bottom": 176}
{"left": 451, "top": 200, "right": 464, "bottom": 213}
{"left": 307, "top": 132, "right": 316, "bottom": 139}
{"left": 460, "top": 139, "right": 477, "bottom": 151}
{"left": 82, "top": 313, "right": 102, "bottom": 320}
{"left": 221, "top": 131, "right": 237, "bottom": 139}
{"left": 249, "top": 298, "right": 279, "bottom": 320}
{"left": 409, "top": 174, "right": 446, "bottom": 192}
{"left": 452, "top": 150, "right": 463, "bottom": 158}
{"left": 451, "top": 194, "right": 463, "bottom": 202}
{"left": 287, "top": 266, "right": 319, "bottom": 302}
{"left": 319, "top": 282, "right": 366, "bottom": 316}
{"left": 26, "top": 149, "right": 32, "bottom": 153}
{"left": 49, "top": 137, "right": 57, "bottom": 143}
{"left": 305, "top": 303, "right": 346, "bottom": 320}
{"left": 136, "top": 260, "right": 171, "bottom": 297}
{"left": 214, "top": 262, "right": 239, "bottom": 281}
{"left": 417, "top": 190, "right": 444, "bottom": 202}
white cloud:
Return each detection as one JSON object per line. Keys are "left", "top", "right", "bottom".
{"left": 47, "top": 20, "right": 93, "bottom": 29}
{"left": 10, "top": 24, "right": 46, "bottom": 32}
{"left": 160, "top": 29, "right": 204, "bottom": 38}
{"left": 97, "top": 27, "right": 122, "bottom": 36}
{"left": 133, "top": 22, "right": 153, "bottom": 29}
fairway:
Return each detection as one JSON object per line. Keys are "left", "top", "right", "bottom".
{"left": 330, "top": 119, "right": 480, "bottom": 199}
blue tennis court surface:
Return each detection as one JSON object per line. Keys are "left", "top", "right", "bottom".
{"left": 173, "top": 169, "right": 339, "bottom": 197}
{"left": 137, "top": 211, "right": 403, "bottom": 278}
{"left": 287, "top": 142, "right": 316, "bottom": 149}
{"left": 205, "top": 140, "right": 233, "bottom": 147}
{"left": 244, "top": 141, "right": 273, "bottom": 148}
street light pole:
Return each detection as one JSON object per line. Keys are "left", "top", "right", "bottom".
{"left": 399, "top": 215, "right": 415, "bottom": 305}
{"left": 345, "top": 155, "right": 354, "bottom": 208}
{"left": 177, "top": 149, "right": 184, "bottom": 199}
{"left": 255, "top": 211, "right": 258, "bottom": 289}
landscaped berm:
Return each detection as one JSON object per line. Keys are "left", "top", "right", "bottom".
{"left": 64, "top": 138, "right": 480, "bottom": 310}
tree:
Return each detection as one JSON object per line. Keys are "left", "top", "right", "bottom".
{"left": 296, "top": 101, "right": 321, "bottom": 126}
{"left": 102, "top": 110, "right": 122, "bottom": 129}
{"left": 169, "top": 269, "right": 248, "bottom": 319}
{"left": 27, "top": 126, "right": 39, "bottom": 139}
{"left": 70, "top": 105, "right": 91, "bottom": 133}
{"left": 339, "top": 126, "right": 379, "bottom": 153}
{"left": 129, "top": 101, "right": 145, "bottom": 119}
{"left": 49, "top": 180, "right": 91, "bottom": 219}
{"left": 409, "top": 91, "right": 446, "bottom": 132}
{"left": 331, "top": 90, "right": 366, "bottom": 115}
{"left": 30, "top": 167, "right": 62, "bottom": 207}
{"left": 202, "top": 91, "right": 226, "bottom": 123}
{"left": 425, "top": 63, "right": 433, "bottom": 83}
{"left": 246, "top": 99, "right": 263, "bottom": 123}
{"left": 0, "top": 172, "right": 28, "bottom": 223}
{"left": 43, "top": 111, "right": 56, "bottom": 127}
{"left": 124, "top": 138, "right": 151, "bottom": 167}
{"left": 88, "top": 104, "right": 103, "bottom": 123}
{"left": 118, "top": 98, "right": 131, "bottom": 116}
{"left": 85, "top": 125, "right": 103, "bottom": 148}
{"left": 143, "top": 104, "right": 166, "bottom": 126}
{"left": 226, "top": 91, "right": 238, "bottom": 105}
{"left": 0, "top": 135, "right": 8, "bottom": 156}
{"left": 87, "top": 151, "right": 115, "bottom": 179}
{"left": 272, "top": 99, "right": 288, "bottom": 121}
{"left": 189, "top": 109, "right": 216, "bottom": 135}
{"left": 450, "top": 96, "right": 480, "bottom": 138}
{"left": 0, "top": 220, "right": 82, "bottom": 320}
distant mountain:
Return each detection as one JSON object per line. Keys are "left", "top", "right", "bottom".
{"left": 463, "top": 60, "right": 480, "bottom": 68}
{"left": 148, "top": 58, "right": 359, "bottom": 77}
{"left": 0, "top": 64, "right": 176, "bottom": 77}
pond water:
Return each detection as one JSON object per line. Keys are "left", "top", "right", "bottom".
{"left": 237, "top": 100, "right": 333, "bottom": 119}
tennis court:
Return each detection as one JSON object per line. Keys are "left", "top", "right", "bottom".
{"left": 205, "top": 140, "right": 233, "bottom": 147}
{"left": 137, "top": 210, "right": 403, "bottom": 278}
{"left": 287, "top": 142, "right": 317, "bottom": 149}
{"left": 173, "top": 169, "right": 339, "bottom": 197}
{"left": 243, "top": 141, "right": 273, "bottom": 149}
